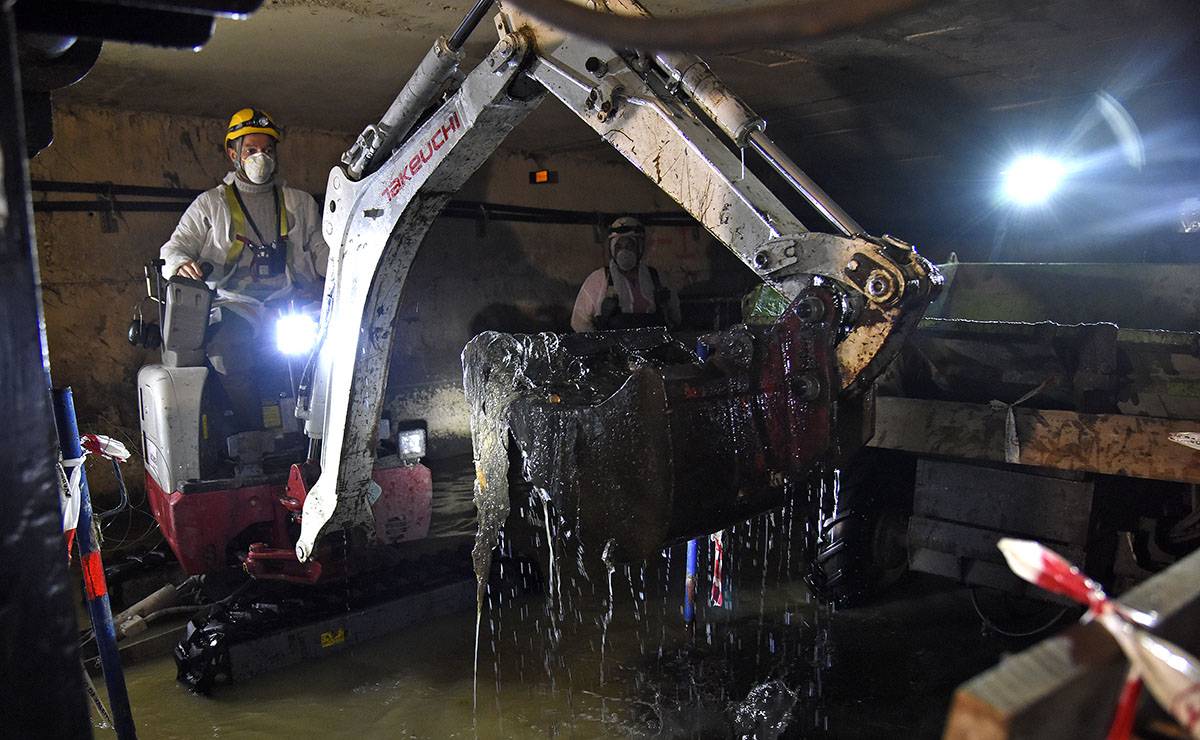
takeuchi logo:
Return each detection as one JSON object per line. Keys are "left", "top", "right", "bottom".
{"left": 382, "top": 111, "right": 462, "bottom": 202}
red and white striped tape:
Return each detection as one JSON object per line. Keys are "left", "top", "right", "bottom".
{"left": 709, "top": 530, "right": 725, "bottom": 608}
{"left": 998, "top": 538, "right": 1200, "bottom": 739}
{"left": 58, "top": 433, "right": 131, "bottom": 554}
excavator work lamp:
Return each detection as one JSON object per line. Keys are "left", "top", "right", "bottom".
{"left": 395, "top": 426, "right": 427, "bottom": 461}
{"left": 275, "top": 312, "right": 318, "bottom": 356}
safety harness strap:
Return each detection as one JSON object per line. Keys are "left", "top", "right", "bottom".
{"left": 221, "top": 184, "right": 289, "bottom": 268}
{"left": 222, "top": 184, "right": 248, "bottom": 268}
{"left": 603, "top": 265, "right": 663, "bottom": 296}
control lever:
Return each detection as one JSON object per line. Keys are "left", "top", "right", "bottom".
{"left": 142, "top": 258, "right": 166, "bottom": 301}
{"left": 128, "top": 258, "right": 168, "bottom": 349}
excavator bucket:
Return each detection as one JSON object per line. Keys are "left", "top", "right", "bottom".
{"left": 462, "top": 287, "right": 844, "bottom": 571}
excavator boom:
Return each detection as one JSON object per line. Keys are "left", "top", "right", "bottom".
{"left": 294, "top": 0, "right": 939, "bottom": 561}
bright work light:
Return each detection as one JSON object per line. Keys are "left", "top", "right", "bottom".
{"left": 275, "top": 312, "right": 318, "bottom": 356}
{"left": 1001, "top": 155, "right": 1066, "bottom": 206}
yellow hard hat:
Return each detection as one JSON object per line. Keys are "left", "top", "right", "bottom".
{"left": 225, "top": 108, "right": 281, "bottom": 147}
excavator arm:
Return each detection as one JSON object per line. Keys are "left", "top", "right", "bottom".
{"left": 294, "top": 0, "right": 939, "bottom": 561}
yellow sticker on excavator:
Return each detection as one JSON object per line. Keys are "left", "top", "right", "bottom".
{"left": 320, "top": 628, "right": 345, "bottom": 648}
{"left": 262, "top": 403, "right": 282, "bottom": 429}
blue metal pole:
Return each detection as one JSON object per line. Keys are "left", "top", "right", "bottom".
{"left": 684, "top": 537, "right": 698, "bottom": 623}
{"left": 52, "top": 387, "right": 138, "bottom": 740}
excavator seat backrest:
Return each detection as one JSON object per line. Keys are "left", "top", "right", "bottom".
{"left": 160, "top": 275, "right": 212, "bottom": 368}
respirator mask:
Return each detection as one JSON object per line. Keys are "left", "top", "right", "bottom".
{"left": 241, "top": 152, "right": 276, "bottom": 185}
{"left": 610, "top": 231, "right": 644, "bottom": 272}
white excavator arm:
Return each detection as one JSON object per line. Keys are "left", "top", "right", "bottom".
{"left": 294, "top": 0, "right": 939, "bottom": 561}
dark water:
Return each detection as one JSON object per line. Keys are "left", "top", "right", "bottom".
{"left": 92, "top": 457, "right": 1045, "bottom": 738}
{"left": 428, "top": 455, "right": 483, "bottom": 540}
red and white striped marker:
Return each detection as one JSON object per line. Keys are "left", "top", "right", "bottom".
{"left": 59, "top": 433, "right": 132, "bottom": 554}
{"left": 81, "top": 433, "right": 131, "bottom": 462}
{"left": 998, "top": 538, "right": 1200, "bottom": 739}
{"left": 709, "top": 531, "right": 726, "bottom": 608}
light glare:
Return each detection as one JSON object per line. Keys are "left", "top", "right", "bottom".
{"left": 275, "top": 313, "right": 319, "bottom": 356}
{"left": 1002, "top": 155, "right": 1066, "bottom": 206}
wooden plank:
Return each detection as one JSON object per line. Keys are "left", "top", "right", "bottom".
{"left": 943, "top": 546, "right": 1200, "bottom": 739}
{"left": 913, "top": 460, "right": 1093, "bottom": 545}
{"left": 908, "top": 518, "right": 1085, "bottom": 568}
{"left": 910, "top": 548, "right": 1038, "bottom": 595}
{"left": 869, "top": 397, "right": 1200, "bottom": 483}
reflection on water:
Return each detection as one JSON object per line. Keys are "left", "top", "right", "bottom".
{"left": 428, "top": 455, "right": 482, "bottom": 540}
{"left": 95, "top": 456, "right": 1038, "bottom": 738}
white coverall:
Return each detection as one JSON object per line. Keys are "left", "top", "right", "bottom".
{"left": 571, "top": 262, "right": 681, "bottom": 332}
{"left": 160, "top": 171, "right": 329, "bottom": 325}
{"left": 159, "top": 171, "right": 329, "bottom": 431}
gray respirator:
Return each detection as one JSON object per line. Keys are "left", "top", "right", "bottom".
{"left": 611, "top": 234, "right": 642, "bottom": 271}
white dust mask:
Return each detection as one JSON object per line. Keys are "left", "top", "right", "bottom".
{"left": 242, "top": 152, "right": 276, "bottom": 184}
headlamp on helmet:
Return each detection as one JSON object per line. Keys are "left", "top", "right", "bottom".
{"left": 225, "top": 107, "right": 281, "bottom": 148}
{"left": 609, "top": 216, "right": 645, "bottom": 236}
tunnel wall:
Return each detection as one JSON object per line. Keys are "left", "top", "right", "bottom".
{"left": 31, "top": 104, "right": 756, "bottom": 504}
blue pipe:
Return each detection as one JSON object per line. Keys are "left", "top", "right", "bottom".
{"left": 52, "top": 388, "right": 138, "bottom": 740}
{"left": 684, "top": 538, "right": 698, "bottom": 623}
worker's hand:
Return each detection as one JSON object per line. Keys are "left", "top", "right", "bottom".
{"left": 175, "top": 260, "right": 205, "bottom": 280}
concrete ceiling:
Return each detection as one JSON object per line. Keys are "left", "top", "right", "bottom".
{"left": 61, "top": 0, "right": 1200, "bottom": 147}
{"left": 56, "top": 0, "right": 1200, "bottom": 259}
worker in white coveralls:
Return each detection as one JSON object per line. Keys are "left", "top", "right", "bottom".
{"left": 570, "top": 216, "right": 681, "bottom": 332}
{"left": 160, "top": 108, "right": 329, "bottom": 430}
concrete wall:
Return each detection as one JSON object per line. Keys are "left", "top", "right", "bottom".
{"left": 32, "top": 104, "right": 756, "bottom": 499}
